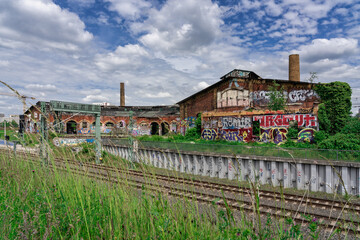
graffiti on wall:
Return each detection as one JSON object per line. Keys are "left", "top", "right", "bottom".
{"left": 201, "top": 128, "right": 218, "bottom": 140}
{"left": 260, "top": 127, "right": 288, "bottom": 144}
{"left": 132, "top": 122, "right": 151, "bottom": 136}
{"left": 203, "top": 119, "right": 218, "bottom": 129}
{"left": 251, "top": 89, "right": 319, "bottom": 105}
{"left": 53, "top": 137, "right": 94, "bottom": 147}
{"left": 220, "top": 116, "right": 251, "bottom": 129}
{"left": 219, "top": 129, "right": 252, "bottom": 142}
{"left": 288, "top": 90, "right": 318, "bottom": 103}
{"left": 224, "top": 70, "right": 250, "bottom": 79}
{"left": 297, "top": 128, "right": 315, "bottom": 142}
{"left": 217, "top": 89, "right": 250, "bottom": 108}
{"left": 181, "top": 116, "right": 197, "bottom": 134}
{"left": 253, "top": 114, "right": 317, "bottom": 128}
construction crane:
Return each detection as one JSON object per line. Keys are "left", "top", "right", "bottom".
{"left": 0, "top": 80, "right": 35, "bottom": 113}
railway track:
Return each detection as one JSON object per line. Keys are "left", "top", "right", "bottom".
{"left": 3, "top": 149, "right": 360, "bottom": 235}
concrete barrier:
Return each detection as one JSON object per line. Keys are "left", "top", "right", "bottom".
{"left": 103, "top": 143, "right": 360, "bottom": 196}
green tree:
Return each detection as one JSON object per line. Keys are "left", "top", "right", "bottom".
{"left": 195, "top": 113, "right": 202, "bottom": 136}
{"left": 266, "top": 81, "right": 286, "bottom": 111}
{"left": 317, "top": 103, "right": 331, "bottom": 131}
{"left": 315, "top": 82, "right": 352, "bottom": 135}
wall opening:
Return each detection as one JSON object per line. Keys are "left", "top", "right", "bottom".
{"left": 253, "top": 120, "right": 260, "bottom": 136}
{"left": 105, "top": 122, "right": 114, "bottom": 127}
{"left": 66, "top": 121, "right": 77, "bottom": 134}
{"left": 161, "top": 122, "right": 169, "bottom": 135}
{"left": 150, "top": 122, "right": 159, "bottom": 135}
{"left": 82, "top": 121, "right": 88, "bottom": 128}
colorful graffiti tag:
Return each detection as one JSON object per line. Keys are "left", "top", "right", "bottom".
{"left": 201, "top": 128, "right": 218, "bottom": 140}
{"left": 217, "top": 89, "right": 250, "bottom": 108}
{"left": 220, "top": 116, "right": 251, "bottom": 129}
{"left": 253, "top": 114, "right": 317, "bottom": 128}
{"left": 219, "top": 129, "right": 252, "bottom": 142}
{"left": 297, "top": 128, "right": 315, "bottom": 142}
{"left": 260, "top": 127, "right": 288, "bottom": 144}
{"left": 53, "top": 137, "right": 94, "bottom": 147}
{"left": 251, "top": 89, "right": 319, "bottom": 104}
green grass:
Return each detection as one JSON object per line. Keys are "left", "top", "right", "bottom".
{"left": 0, "top": 129, "right": 18, "bottom": 141}
{"left": 1, "top": 150, "right": 346, "bottom": 239}
{"left": 108, "top": 138, "right": 360, "bottom": 162}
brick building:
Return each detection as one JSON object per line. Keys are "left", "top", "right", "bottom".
{"left": 25, "top": 103, "right": 180, "bottom": 136}
{"left": 177, "top": 54, "right": 320, "bottom": 143}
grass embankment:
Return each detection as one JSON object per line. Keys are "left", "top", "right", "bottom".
{"left": 0, "top": 151, "right": 335, "bottom": 239}
{"left": 112, "top": 136, "right": 360, "bottom": 162}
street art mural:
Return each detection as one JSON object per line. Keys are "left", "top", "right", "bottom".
{"left": 219, "top": 129, "right": 252, "bottom": 142}
{"left": 220, "top": 116, "right": 252, "bottom": 129}
{"left": 170, "top": 121, "right": 177, "bottom": 133}
{"left": 180, "top": 116, "right": 197, "bottom": 134}
{"left": 224, "top": 70, "right": 250, "bottom": 79}
{"left": 217, "top": 88, "right": 250, "bottom": 108}
{"left": 201, "top": 128, "right": 218, "bottom": 140}
{"left": 297, "top": 128, "right": 315, "bottom": 142}
{"left": 251, "top": 89, "right": 319, "bottom": 105}
{"left": 253, "top": 114, "right": 317, "bottom": 128}
{"left": 53, "top": 137, "right": 94, "bottom": 147}
{"left": 132, "top": 122, "right": 151, "bottom": 136}
{"left": 260, "top": 127, "right": 288, "bottom": 144}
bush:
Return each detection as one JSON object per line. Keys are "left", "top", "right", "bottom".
{"left": 313, "top": 130, "right": 329, "bottom": 144}
{"left": 184, "top": 127, "right": 200, "bottom": 141}
{"left": 286, "top": 128, "right": 298, "bottom": 139}
{"left": 341, "top": 117, "right": 360, "bottom": 134}
{"left": 317, "top": 133, "right": 360, "bottom": 150}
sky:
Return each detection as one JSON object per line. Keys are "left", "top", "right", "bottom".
{"left": 0, "top": 0, "right": 359, "bottom": 116}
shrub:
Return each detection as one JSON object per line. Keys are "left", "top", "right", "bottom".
{"left": 341, "top": 117, "right": 360, "bottom": 134}
{"left": 317, "top": 133, "right": 360, "bottom": 150}
{"left": 286, "top": 128, "right": 298, "bottom": 139}
{"left": 184, "top": 127, "right": 200, "bottom": 140}
{"left": 313, "top": 130, "right": 329, "bottom": 144}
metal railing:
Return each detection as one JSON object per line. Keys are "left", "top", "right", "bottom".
{"left": 103, "top": 138, "right": 360, "bottom": 162}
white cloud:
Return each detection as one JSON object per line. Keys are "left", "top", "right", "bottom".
{"left": 135, "top": 0, "right": 223, "bottom": 54}
{"left": 25, "top": 84, "right": 57, "bottom": 91}
{"left": 193, "top": 81, "right": 210, "bottom": 91}
{"left": 0, "top": 0, "right": 93, "bottom": 51}
{"left": 295, "top": 38, "right": 359, "bottom": 63}
{"left": 95, "top": 44, "right": 149, "bottom": 71}
{"left": 144, "top": 92, "right": 171, "bottom": 98}
{"left": 67, "top": 0, "right": 95, "bottom": 7}
{"left": 265, "top": 0, "right": 282, "bottom": 17}
{"left": 105, "top": 0, "right": 152, "bottom": 20}
{"left": 83, "top": 94, "right": 108, "bottom": 102}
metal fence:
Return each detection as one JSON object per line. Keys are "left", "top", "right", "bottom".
{"left": 103, "top": 138, "right": 360, "bottom": 162}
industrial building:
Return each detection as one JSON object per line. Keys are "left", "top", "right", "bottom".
{"left": 24, "top": 54, "right": 320, "bottom": 143}
{"left": 177, "top": 54, "right": 320, "bottom": 143}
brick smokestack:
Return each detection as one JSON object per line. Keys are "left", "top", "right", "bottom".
{"left": 289, "top": 54, "right": 300, "bottom": 82}
{"left": 120, "top": 82, "right": 125, "bottom": 106}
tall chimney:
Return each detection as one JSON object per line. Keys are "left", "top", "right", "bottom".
{"left": 120, "top": 82, "right": 125, "bottom": 106}
{"left": 289, "top": 54, "right": 300, "bottom": 82}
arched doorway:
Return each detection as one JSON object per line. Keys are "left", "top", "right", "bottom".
{"left": 150, "top": 122, "right": 159, "bottom": 135}
{"left": 161, "top": 122, "right": 169, "bottom": 135}
{"left": 105, "top": 122, "right": 114, "bottom": 127}
{"left": 66, "top": 121, "right": 77, "bottom": 134}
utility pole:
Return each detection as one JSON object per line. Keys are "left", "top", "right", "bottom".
{"left": 4, "top": 119, "right": 6, "bottom": 144}
{"left": 40, "top": 101, "right": 49, "bottom": 165}
{"left": 95, "top": 113, "right": 101, "bottom": 164}
{"left": 128, "top": 111, "right": 136, "bottom": 165}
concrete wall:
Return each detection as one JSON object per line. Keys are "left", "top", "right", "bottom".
{"left": 103, "top": 143, "right": 360, "bottom": 196}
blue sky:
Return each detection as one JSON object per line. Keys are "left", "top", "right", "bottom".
{"left": 0, "top": 0, "right": 359, "bottom": 116}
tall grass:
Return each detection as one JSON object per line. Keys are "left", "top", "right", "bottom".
{"left": 0, "top": 148, "right": 338, "bottom": 239}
